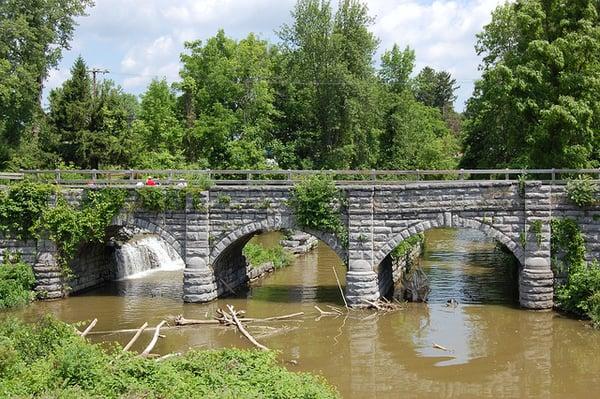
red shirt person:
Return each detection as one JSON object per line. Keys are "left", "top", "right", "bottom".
{"left": 145, "top": 176, "right": 157, "bottom": 186}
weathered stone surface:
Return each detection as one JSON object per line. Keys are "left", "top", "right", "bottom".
{"left": 3, "top": 181, "right": 599, "bottom": 312}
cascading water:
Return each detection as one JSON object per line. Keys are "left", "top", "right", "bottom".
{"left": 114, "top": 235, "right": 184, "bottom": 280}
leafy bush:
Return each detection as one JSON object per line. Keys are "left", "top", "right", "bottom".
{"left": 135, "top": 187, "right": 187, "bottom": 212}
{"left": 556, "top": 261, "right": 600, "bottom": 320}
{"left": 0, "top": 316, "right": 339, "bottom": 398}
{"left": 390, "top": 234, "right": 424, "bottom": 261}
{"left": 0, "top": 182, "right": 55, "bottom": 239}
{"left": 243, "top": 243, "right": 293, "bottom": 269}
{"left": 566, "top": 175, "right": 598, "bottom": 207}
{"left": 288, "top": 175, "right": 348, "bottom": 247}
{"left": 0, "top": 256, "right": 36, "bottom": 309}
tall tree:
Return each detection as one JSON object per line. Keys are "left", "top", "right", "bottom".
{"left": 48, "top": 57, "right": 137, "bottom": 169}
{"left": 0, "top": 0, "right": 92, "bottom": 167}
{"left": 178, "top": 30, "right": 277, "bottom": 169}
{"left": 130, "top": 79, "right": 185, "bottom": 168}
{"left": 461, "top": 0, "right": 600, "bottom": 169}
{"left": 413, "top": 67, "right": 458, "bottom": 110}
{"left": 379, "top": 44, "right": 415, "bottom": 94}
{"left": 275, "top": 0, "right": 380, "bottom": 169}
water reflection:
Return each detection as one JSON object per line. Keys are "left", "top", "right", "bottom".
{"left": 6, "top": 230, "right": 600, "bottom": 398}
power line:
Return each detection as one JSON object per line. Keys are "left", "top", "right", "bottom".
{"left": 87, "top": 68, "right": 110, "bottom": 97}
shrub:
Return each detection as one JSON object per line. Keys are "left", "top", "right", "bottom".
{"left": 243, "top": 243, "right": 293, "bottom": 269}
{"left": 556, "top": 261, "right": 600, "bottom": 319}
{"left": 566, "top": 175, "right": 598, "bottom": 207}
{"left": 0, "top": 182, "right": 54, "bottom": 239}
{"left": 0, "top": 258, "right": 36, "bottom": 309}
{"left": 0, "top": 316, "right": 340, "bottom": 398}
{"left": 288, "top": 175, "right": 348, "bottom": 246}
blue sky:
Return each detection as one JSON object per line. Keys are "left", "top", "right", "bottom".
{"left": 45, "top": 0, "right": 506, "bottom": 111}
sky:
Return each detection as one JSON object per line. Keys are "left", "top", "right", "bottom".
{"left": 44, "top": 0, "right": 506, "bottom": 111}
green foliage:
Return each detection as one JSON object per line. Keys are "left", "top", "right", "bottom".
{"left": 0, "top": 316, "right": 339, "bottom": 398}
{"left": 0, "top": 182, "right": 55, "bottom": 239}
{"left": 35, "top": 188, "right": 128, "bottom": 269}
{"left": 529, "top": 220, "right": 543, "bottom": 246}
{"left": 243, "top": 243, "right": 293, "bottom": 269}
{"left": 216, "top": 194, "right": 231, "bottom": 206}
{"left": 566, "top": 175, "right": 598, "bottom": 207}
{"left": 0, "top": 0, "right": 92, "bottom": 168}
{"left": 289, "top": 175, "right": 348, "bottom": 246}
{"left": 0, "top": 255, "right": 36, "bottom": 309}
{"left": 551, "top": 218, "right": 586, "bottom": 277}
{"left": 461, "top": 0, "right": 600, "bottom": 169}
{"left": 412, "top": 67, "right": 458, "bottom": 110}
{"left": 135, "top": 187, "right": 186, "bottom": 212}
{"left": 390, "top": 233, "right": 424, "bottom": 261}
{"left": 378, "top": 91, "right": 459, "bottom": 170}
{"left": 551, "top": 218, "right": 600, "bottom": 326}
{"left": 556, "top": 261, "right": 600, "bottom": 320}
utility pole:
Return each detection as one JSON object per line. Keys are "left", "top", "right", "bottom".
{"left": 87, "top": 68, "right": 109, "bottom": 97}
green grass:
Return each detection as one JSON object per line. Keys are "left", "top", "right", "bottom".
{"left": 0, "top": 316, "right": 340, "bottom": 398}
{"left": 243, "top": 243, "right": 294, "bottom": 269}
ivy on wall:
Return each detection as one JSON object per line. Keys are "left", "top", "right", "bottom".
{"left": 288, "top": 175, "right": 348, "bottom": 248}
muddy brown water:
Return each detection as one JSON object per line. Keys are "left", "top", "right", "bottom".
{"left": 6, "top": 229, "right": 600, "bottom": 398}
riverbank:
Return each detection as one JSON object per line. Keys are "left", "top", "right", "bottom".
{"left": 0, "top": 315, "right": 339, "bottom": 398}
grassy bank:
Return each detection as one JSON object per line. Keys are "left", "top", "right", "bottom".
{"left": 243, "top": 243, "right": 294, "bottom": 269}
{"left": 0, "top": 316, "right": 339, "bottom": 399}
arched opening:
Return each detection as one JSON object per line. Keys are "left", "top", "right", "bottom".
{"left": 68, "top": 223, "right": 185, "bottom": 296}
{"left": 210, "top": 227, "right": 347, "bottom": 304}
{"left": 376, "top": 221, "right": 523, "bottom": 306}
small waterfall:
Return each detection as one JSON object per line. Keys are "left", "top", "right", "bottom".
{"left": 115, "top": 235, "right": 184, "bottom": 280}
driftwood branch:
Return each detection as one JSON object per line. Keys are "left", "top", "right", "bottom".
{"left": 332, "top": 266, "right": 349, "bottom": 310}
{"left": 140, "top": 321, "right": 166, "bottom": 357}
{"left": 314, "top": 305, "right": 338, "bottom": 317}
{"left": 123, "top": 322, "right": 148, "bottom": 352}
{"left": 226, "top": 305, "right": 269, "bottom": 351}
{"left": 80, "top": 319, "right": 98, "bottom": 337}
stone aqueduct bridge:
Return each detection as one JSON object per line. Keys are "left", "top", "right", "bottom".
{"left": 1, "top": 172, "right": 599, "bottom": 310}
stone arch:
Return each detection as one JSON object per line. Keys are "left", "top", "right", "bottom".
{"left": 110, "top": 213, "right": 184, "bottom": 257}
{"left": 372, "top": 214, "right": 524, "bottom": 268}
{"left": 210, "top": 216, "right": 347, "bottom": 264}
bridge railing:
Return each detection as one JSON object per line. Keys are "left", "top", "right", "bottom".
{"left": 1, "top": 168, "right": 599, "bottom": 187}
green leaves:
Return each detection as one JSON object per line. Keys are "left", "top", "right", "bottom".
{"left": 0, "top": 257, "right": 36, "bottom": 309}
{"left": 0, "top": 182, "right": 55, "bottom": 240}
{"left": 462, "top": 0, "right": 600, "bottom": 169}
{"left": 289, "top": 174, "right": 348, "bottom": 246}
{"left": 243, "top": 243, "right": 293, "bottom": 269}
{"left": 566, "top": 175, "right": 598, "bottom": 207}
{"left": 0, "top": 316, "right": 340, "bottom": 398}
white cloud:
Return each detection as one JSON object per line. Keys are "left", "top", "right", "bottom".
{"left": 45, "top": 0, "right": 505, "bottom": 109}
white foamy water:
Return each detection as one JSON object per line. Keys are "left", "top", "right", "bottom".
{"left": 115, "top": 236, "right": 184, "bottom": 280}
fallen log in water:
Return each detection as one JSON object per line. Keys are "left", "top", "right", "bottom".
{"left": 123, "top": 322, "right": 148, "bottom": 352}
{"left": 140, "top": 320, "right": 166, "bottom": 357}
{"left": 226, "top": 305, "right": 269, "bottom": 351}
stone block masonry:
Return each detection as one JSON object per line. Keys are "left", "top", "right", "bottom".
{"left": 2, "top": 180, "right": 598, "bottom": 310}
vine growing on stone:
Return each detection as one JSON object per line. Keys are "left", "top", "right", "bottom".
{"left": 0, "top": 182, "right": 55, "bottom": 239}
{"left": 288, "top": 174, "right": 348, "bottom": 247}
{"left": 34, "top": 188, "right": 128, "bottom": 273}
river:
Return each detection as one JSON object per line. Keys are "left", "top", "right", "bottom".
{"left": 8, "top": 229, "right": 600, "bottom": 398}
